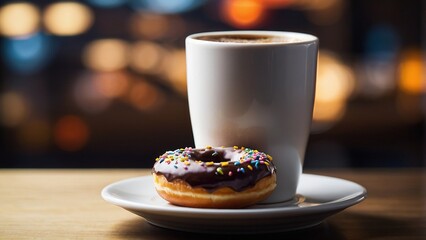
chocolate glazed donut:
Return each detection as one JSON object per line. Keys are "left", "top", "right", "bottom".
{"left": 152, "top": 146, "right": 277, "bottom": 208}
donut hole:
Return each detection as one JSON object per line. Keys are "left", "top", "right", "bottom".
{"left": 190, "top": 147, "right": 243, "bottom": 163}
{"left": 191, "top": 149, "right": 233, "bottom": 163}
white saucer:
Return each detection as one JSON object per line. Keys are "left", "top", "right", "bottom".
{"left": 102, "top": 174, "right": 366, "bottom": 234}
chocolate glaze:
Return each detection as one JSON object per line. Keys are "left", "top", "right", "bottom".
{"left": 152, "top": 147, "right": 276, "bottom": 192}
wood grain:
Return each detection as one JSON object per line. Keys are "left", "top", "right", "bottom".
{"left": 0, "top": 169, "right": 425, "bottom": 239}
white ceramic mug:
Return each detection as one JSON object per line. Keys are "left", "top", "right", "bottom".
{"left": 186, "top": 31, "right": 318, "bottom": 203}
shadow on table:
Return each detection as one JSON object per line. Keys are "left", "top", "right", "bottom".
{"left": 112, "top": 218, "right": 346, "bottom": 240}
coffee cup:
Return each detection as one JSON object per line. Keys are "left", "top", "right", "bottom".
{"left": 186, "top": 31, "right": 318, "bottom": 203}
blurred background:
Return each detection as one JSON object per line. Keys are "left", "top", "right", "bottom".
{"left": 0, "top": 0, "right": 424, "bottom": 168}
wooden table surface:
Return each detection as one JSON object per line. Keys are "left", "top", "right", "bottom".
{"left": 0, "top": 169, "right": 425, "bottom": 240}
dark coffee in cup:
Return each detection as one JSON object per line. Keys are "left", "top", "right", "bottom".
{"left": 196, "top": 34, "right": 298, "bottom": 43}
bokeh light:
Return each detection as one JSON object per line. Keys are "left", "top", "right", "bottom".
{"left": 130, "top": 0, "right": 207, "bottom": 14}
{"left": 0, "top": 91, "right": 29, "bottom": 127}
{"left": 357, "top": 25, "right": 398, "bottom": 98}
{"left": 128, "top": 80, "right": 164, "bottom": 111}
{"left": 2, "top": 32, "right": 52, "bottom": 74}
{"left": 74, "top": 72, "right": 111, "bottom": 113}
{"left": 0, "top": 2, "right": 40, "bottom": 37}
{"left": 356, "top": 59, "right": 397, "bottom": 98}
{"left": 17, "top": 118, "right": 50, "bottom": 153}
{"left": 94, "top": 71, "right": 130, "bottom": 99}
{"left": 365, "top": 25, "right": 399, "bottom": 60}
{"left": 315, "top": 53, "right": 355, "bottom": 103}
{"left": 312, "top": 101, "right": 346, "bottom": 124}
{"left": 88, "top": 0, "right": 127, "bottom": 8}
{"left": 82, "top": 39, "right": 129, "bottom": 72}
{"left": 162, "top": 49, "right": 187, "bottom": 95}
{"left": 129, "top": 13, "right": 186, "bottom": 40}
{"left": 398, "top": 49, "right": 423, "bottom": 95}
{"left": 43, "top": 2, "right": 93, "bottom": 36}
{"left": 312, "top": 51, "right": 355, "bottom": 129}
{"left": 129, "top": 13, "right": 169, "bottom": 40}
{"left": 221, "top": 0, "right": 265, "bottom": 28}
{"left": 53, "top": 115, "right": 90, "bottom": 152}
{"left": 129, "top": 41, "right": 165, "bottom": 75}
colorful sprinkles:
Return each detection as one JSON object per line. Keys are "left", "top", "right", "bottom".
{"left": 154, "top": 146, "right": 274, "bottom": 177}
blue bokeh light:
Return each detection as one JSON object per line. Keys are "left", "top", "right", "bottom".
{"left": 364, "top": 25, "right": 399, "bottom": 60}
{"left": 130, "top": 0, "right": 207, "bottom": 14}
{"left": 3, "top": 32, "right": 53, "bottom": 74}
{"left": 87, "top": 0, "right": 127, "bottom": 8}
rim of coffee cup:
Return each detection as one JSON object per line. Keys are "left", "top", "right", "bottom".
{"left": 186, "top": 30, "right": 318, "bottom": 46}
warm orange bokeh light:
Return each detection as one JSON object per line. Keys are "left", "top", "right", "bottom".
{"left": 82, "top": 39, "right": 129, "bottom": 72}
{"left": 163, "top": 49, "right": 187, "bottom": 95}
{"left": 312, "top": 51, "right": 355, "bottom": 128}
{"left": 313, "top": 101, "right": 346, "bottom": 122}
{"left": 129, "top": 81, "right": 163, "bottom": 111}
{"left": 398, "top": 49, "right": 423, "bottom": 94}
{"left": 0, "top": 91, "right": 28, "bottom": 127}
{"left": 221, "top": 0, "right": 265, "bottom": 28}
{"left": 94, "top": 71, "right": 130, "bottom": 98}
{"left": 43, "top": 2, "right": 93, "bottom": 36}
{"left": 315, "top": 54, "right": 355, "bottom": 103}
{"left": 54, "top": 115, "right": 89, "bottom": 151}
{"left": 0, "top": 2, "right": 40, "bottom": 37}
{"left": 129, "top": 41, "right": 165, "bottom": 75}
{"left": 130, "top": 13, "right": 169, "bottom": 40}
